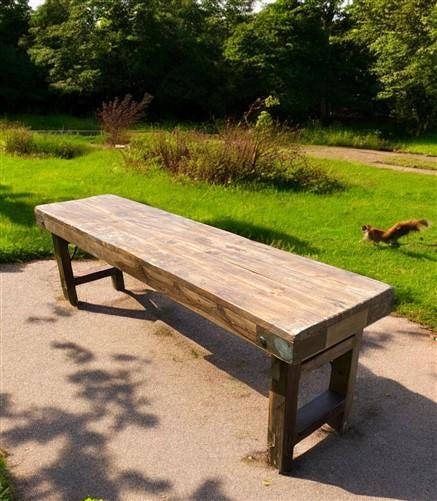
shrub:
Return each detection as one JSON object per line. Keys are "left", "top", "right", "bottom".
{"left": 98, "top": 93, "right": 153, "bottom": 145}
{"left": 2, "top": 128, "right": 88, "bottom": 158}
{"left": 126, "top": 126, "right": 342, "bottom": 193}
{"left": 3, "top": 127, "right": 34, "bottom": 155}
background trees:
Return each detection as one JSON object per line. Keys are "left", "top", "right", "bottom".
{"left": 0, "top": 0, "right": 435, "bottom": 133}
{"left": 350, "top": 0, "right": 437, "bottom": 134}
{"left": 225, "top": 0, "right": 377, "bottom": 121}
{"left": 0, "top": 0, "right": 46, "bottom": 110}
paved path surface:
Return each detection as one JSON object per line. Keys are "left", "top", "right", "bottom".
{"left": 305, "top": 145, "right": 437, "bottom": 175}
{"left": 2, "top": 260, "right": 436, "bottom": 501}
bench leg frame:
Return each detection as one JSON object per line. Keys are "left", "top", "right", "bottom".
{"left": 267, "top": 331, "right": 363, "bottom": 473}
{"left": 52, "top": 234, "right": 124, "bottom": 306}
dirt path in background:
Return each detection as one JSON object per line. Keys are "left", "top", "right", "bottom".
{"left": 305, "top": 145, "right": 437, "bottom": 175}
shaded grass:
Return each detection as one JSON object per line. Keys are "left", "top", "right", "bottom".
{"left": 1, "top": 113, "right": 99, "bottom": 131}
{"left": 0, "top": 145, "right": 436, "bottom": 328}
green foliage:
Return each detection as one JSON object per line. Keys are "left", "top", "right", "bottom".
{"left": 0, "top": 456, "right": 13, "bottom": 501}
{"left": 1, "top": 113, "right": 99, "bottom": 131}
{"left": 0, "top": 0, "right": 435, "bottom": 133}
{"left": 350, "top": 0, "right": 437, "bottom": 132}
{"left": 2, "top": 127, "right": 89, "bottom": 158}
{"left": 225, "top": 0, "right": 377, "bottom": 119}
{"left": 26, "top": 0, "right": 253, "bottom": 117}
{"left": 255, "top": 95, "right": 280, "bottom": 131}
{"left": 255, "top": 111, "right": 274, "bottom": 131}
{"left": 0, "top": 0, "right": 46, "bottom": 110}
{"left": 126, "top": 127, "right": 341, "bottom": 193}
{"left": 300, "top": 124, "right": 392, "bottom": 150}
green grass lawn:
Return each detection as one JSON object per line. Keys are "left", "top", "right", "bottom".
{"left": 1, "top": 140, "right": 436, "bottom": 328}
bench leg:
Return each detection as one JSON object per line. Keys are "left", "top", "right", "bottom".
{"left": 328, "top": 330, "right": 363, "bottom": 433}
{"left": 268, "top": 357, "right": 301, "bottom": 473}
{"left": 52, "top": 234, "right": 78, "bottom": 306}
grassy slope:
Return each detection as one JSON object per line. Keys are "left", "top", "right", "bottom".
{"left": 1, "top": 146, "right": 436, "bottom": 328}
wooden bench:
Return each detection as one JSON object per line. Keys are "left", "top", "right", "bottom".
{"left": 35, "top": 194, "right": 393, "bottom": 473}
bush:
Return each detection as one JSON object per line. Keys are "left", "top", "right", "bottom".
{"left": 98, "top": 93, "right": 153, "bottom": 145}
{"left": 2, "top": 127, "right": 88, "bottom": 158}
{"left": 3, "top": 127, "right": 34, "bottom": 155}
{"left": 125, "top": 126, "right": 342, "bottom": 193}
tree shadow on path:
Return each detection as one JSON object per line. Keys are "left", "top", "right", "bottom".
{"left": 0, "top": 343, "right": 171, "bottom": 501}
{"left": 76, "top": 290, "right": 436, "bottom": 501}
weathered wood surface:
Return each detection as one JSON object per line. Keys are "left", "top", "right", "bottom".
{"left": 268, "top": 358, "right": 300, "bottom": 472}
{"left": 52, "top": 234, "right": 78, "bottom": 306}
{"left": 35, "top": 195, "right": 393, "bottom": 363}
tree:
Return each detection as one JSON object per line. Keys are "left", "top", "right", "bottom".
{"left": 0, "top": 0, "right": 46, "bottom": 110}
{"left": 350, "top": 0, "right": 437, "bottom": 133}
{"left": 26, "top": 0, "right": 255, "bottom": 118}
{"left": 225, "top": 0, "right": 376, "bottom": 121}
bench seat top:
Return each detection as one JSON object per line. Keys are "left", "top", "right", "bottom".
{"left": 35, "top": 195, "right": 393, "bottom": 362}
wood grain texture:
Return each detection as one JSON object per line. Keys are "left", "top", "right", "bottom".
{"left": 52, "top": 234, "right": 78, "bottom": 306}
{"left": 268, "top": 358, "right": 300, "bottom": 472}
{"left": 35, "top": 195, "right": 393, "bottom": 362}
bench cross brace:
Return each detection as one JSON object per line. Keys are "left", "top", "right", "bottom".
{"left": 52, "top": 235, "right": 124, "bottom": 306}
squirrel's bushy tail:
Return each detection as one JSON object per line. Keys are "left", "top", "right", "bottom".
{"left": 416, "top": 219, "right": 429, "bottom": 229}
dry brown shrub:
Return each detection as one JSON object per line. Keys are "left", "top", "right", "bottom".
{"left": 98, "top": 93, "right": 153, "bottom": 145}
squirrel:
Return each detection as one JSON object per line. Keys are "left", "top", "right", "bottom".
{"left": 362, "top": 219, "right": 429, "bottom": 245}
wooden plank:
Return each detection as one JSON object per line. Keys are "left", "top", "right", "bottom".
{"left": 301, "top": 336, "right": 355, "bottom": 373}
{"left": 74, "top": 267, "right": 120, "bottom": 286}
{"left": 37, "top": 195, "right": 392, "bottom": 301}
{"left": 37, "top": 195, "right": 392, "bottom": 313}
{"left": 79, "top": 195, "right": 390, "bottom": 302}
{"left": 295, "top": 390, "right": 345, "bottom": 443}
{"left": 326, "top": 309, "right": 367, "bottom": 346}
{"left": 52, "top": 235, "right": 78, "bottom": 306}
{"left": 39, "top": 201, "right": 367, "bottom": 325}
{"left": 268, "top": 358, "right": 300, "bottom": 473}
{"left": 292, "top": 309, "right": 368, "bottom": 362}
